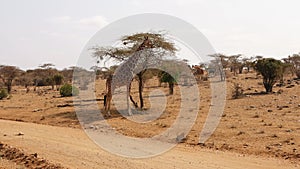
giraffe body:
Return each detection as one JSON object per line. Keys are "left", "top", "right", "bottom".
{"left": 104, "top": 36, "right": 154, "bottom": 116}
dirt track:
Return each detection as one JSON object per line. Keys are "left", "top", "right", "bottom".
{"left": 0, "top": 120, "right": 298, "bottom": 169}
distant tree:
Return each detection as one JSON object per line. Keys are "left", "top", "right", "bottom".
{"left": 39, "top": 63, "right": 57, "bottom": 89}
{"left": 60, "top": 67, "right": 75, "bottom": 83}
{"left": 209, "top": 53, "right": 228, "bottom": 81}
{"left": 282, "top": 54, "right": 300, "bottom": 77}
{"left": 0, "top": 65, "right": 21, "bottom": 93}
{"left": 242, "top": 57, "right": 254, "bottom": 73}
{"left": 39, "top": 63, "right": 55, "bottom": 69}
{"left": 17, "top": 71, "right": 33, "bottom": 90}
{"left": 228, "top": 54, "right": 242, "bottom": 75}
{"left": 254, "top": 58, "right": 283, "bottom": 93}
{"left": 53, "top": 74, "right": 64, "bottom": 89}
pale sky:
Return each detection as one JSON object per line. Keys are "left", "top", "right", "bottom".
{"left": 1, "top": 0, "right": 300, "bottom": 70}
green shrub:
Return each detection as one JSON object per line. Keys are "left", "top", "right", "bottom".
{"left": 254, "top": 58, "right": 283, "bottom": 93}
{"left": 0, "top": 89, "right": 8, "bottom": 100}
{"left": 232, "top": 83, "right": 244, "bottom": 99}
{"left": 59, "top": 84, "right": 79, "bottom": 97}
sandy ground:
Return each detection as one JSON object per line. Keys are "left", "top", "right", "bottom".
{"left": 0, "top": 159, "right": 21, "bottom": 169}
{"left": 0, "top": 119, "right": 298, "bottom": 169}
{"left": 0, "top": 72, "right": 299, "bottom": 168}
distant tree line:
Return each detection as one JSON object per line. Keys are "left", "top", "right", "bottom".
{"left": 1, "top": 53, "right": 300, "bottom": 97}
{"left": 0, "top": 63, "right": 82, "bottom": 94}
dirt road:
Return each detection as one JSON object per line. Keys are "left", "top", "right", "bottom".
{"left": 0, "top": 120, "right": 298, "bottom": 169}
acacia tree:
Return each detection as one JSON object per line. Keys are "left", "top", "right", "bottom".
{"left": 282, "top": 54, "right": 300, "bottom": 78}
{"left": 254, "top": 58, "right": 283, "bottom": 93}
{"left": 53, "top": 74, "right": 64, "bottom": 90}
{"left": 39, "top": 63, "right": 57, "bottom": 90}
{"left": 209, "top": 53, "right": 228, "bottom": 81}
{"left": 92, "top": 32, "right": 177, "bottom": 109}
{"left": 242, "top": 57, "right": 254, "bottom": 73}
{"left": 17, "top": 71, "right": 33, "bottom": 91}
{"left": 228, "top": 54, "right": 242, "bottom": 75}
{"left": 0, "top": 65, "right": 21, "bottom": 93}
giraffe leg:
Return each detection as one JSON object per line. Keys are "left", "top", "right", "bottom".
{"left": 107, "top": 94, "right": 111, "bottom": 116}
{"left": 127, "top": 85, "right": 132, "bottom": 116}
{"left": 103, "top": 94, "right": 107, "bottom": 109}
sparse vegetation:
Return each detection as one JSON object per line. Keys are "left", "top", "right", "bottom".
{"left": 53, "top": 74, "right": 64, "bottom": 90}
{"left": 0, "top": 65, "right": 21, "bottom": 93}
{"left": 59, "top": 84, "right": 79, "bottom": 97}
{"left": 160, "top": 71, "right": 178, "bottom": 95}
{"left": 0, "top": 88, "right": 8, "bottom": 100}
{"left": 232, "top": 83, "right": 244, "bottom": 99}
{"left": 254, "top": 58, "right": 283, "bottom": 93}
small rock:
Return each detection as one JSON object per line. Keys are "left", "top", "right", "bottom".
{"left": 271, "top": 134, "right": 278, "bottom": 138}
{"left": 286, "top": 85, "right": 295, "bottom": 88}
{"left": 31, "top": 153, "right": 38, "bottom": 158}
{"left": 197, "top": 143, "right": 205, "bottom": 147}
{"left": 267, "top": 109, "right": 273, "bottom": 112}
{"left": 237, "top": 131, "right": 245, "bottom": 135}
{"left": 256, "top": 130, "right": 265, "bottom": 134}
{"left": 285, "top": 129, "right": 292, "bottom": 132}
{"left": 277, "top": 89, "right": 283, "bottom": 94}
{"left": 33, "top": 108, "right": 42, "bottom": 112}
{"left": 15, "top": 132, "right": 24, "bottom": 136}
{"left": 40, "top": 116, "right": 45, "bottom": 120}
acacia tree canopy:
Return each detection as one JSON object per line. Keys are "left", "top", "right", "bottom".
{"left": 0, "top": 65, "right": 21, "bottom": 93}
{"left": 91, "top": 32, "right": 178, "bottom": 108}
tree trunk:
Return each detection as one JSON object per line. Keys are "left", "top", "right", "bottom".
{"left": 169, "top": 82, "right": 174, "bottom": 95}
{"left": 239, "top": 67, "right": 243, "bottom": 74}
{"left": 6, "top": 80, "right": 12, "bottom": 93}
{"left": 7, "top": 84, "right": 12, "bottom": 93}
{"left": 137, "top": 72, "right": 144, "bottom": 108}
{"left": 263, "top": 80, "right": 273, "bottom": 93}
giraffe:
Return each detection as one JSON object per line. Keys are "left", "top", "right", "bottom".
{"left": 104, "top": 36, "right": 154, "bottom": 116}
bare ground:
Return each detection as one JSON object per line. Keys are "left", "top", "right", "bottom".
{"left": 0, "top": 119, "right": 298, "bottom": 169}
{"left": 0, "top": 72, "right": 300, "bottom": 168}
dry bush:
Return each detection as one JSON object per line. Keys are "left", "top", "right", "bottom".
{"left": 232, "top": 83, "right": 244, "bottom": 99}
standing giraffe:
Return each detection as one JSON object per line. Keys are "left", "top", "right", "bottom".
{"left": 104, "top": 36, "right": 153, "bottom": 116}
